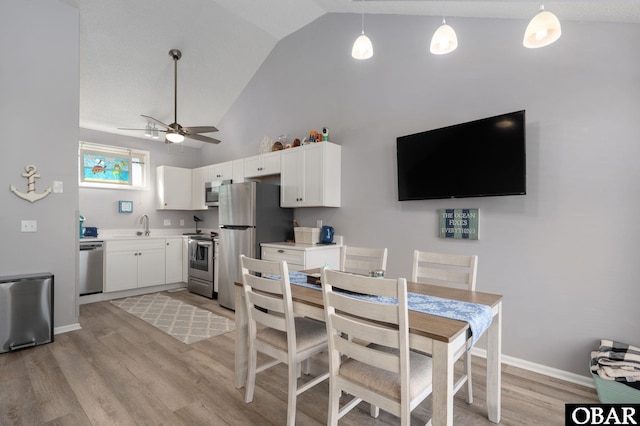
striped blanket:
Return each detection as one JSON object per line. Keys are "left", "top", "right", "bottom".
{"left": 591, "top": 339, "right": 640, "bottom": 390}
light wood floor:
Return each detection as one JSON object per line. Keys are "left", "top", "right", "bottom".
{"left": 0, "top": 290, "right": 598, "bottom": 425}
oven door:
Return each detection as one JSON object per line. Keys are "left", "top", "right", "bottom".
{"left": 188, "top": 239, "right": 213, "bottom": 282}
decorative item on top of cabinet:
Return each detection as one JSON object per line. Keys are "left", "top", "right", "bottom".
{"left": 280, "top": 141, "right": 341, "bottom": 208}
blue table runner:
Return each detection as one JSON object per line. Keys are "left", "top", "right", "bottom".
{"left": 268, "top": 271, "right": 493, "bottom": 346}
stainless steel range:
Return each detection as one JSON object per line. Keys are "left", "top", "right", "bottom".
{"left": 186, "top": 234, "right": 218, "bottom": 298}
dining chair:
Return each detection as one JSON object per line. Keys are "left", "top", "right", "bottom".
{"left": 321, "top": 268, "right": 433, "bottom": 426}
{"left": 340, "top": 245, "right": 388, "bottom": 276}
{"left": 240, "top": 255, "right": 329, "bottom": 426}
{"left": 411, "top": 249, "right": 478, "bottom": 403}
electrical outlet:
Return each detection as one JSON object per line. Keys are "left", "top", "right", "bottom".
{"left": 180, "top": 219, "right": 184, "bottom": 226}
{"left": 164, "top": 219, "right": 171, "bottom": 226}
{"left": 21, "top": 220, "right": 37, "bottom": 232}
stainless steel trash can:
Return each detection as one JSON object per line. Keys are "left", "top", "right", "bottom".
{"left": 0, "top": 272, "right": 54, "bottom": 353}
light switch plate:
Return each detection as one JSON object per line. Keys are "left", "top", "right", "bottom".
{"left": 53, "top": 181, "right": 63, "bottom": 193}
{"left": 21, "top": 220, "right": 37, "bottom": 232}
{"left": 164, "top": 219, "right": 171, "bottom": 226}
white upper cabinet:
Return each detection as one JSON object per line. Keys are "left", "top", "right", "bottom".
{"left": 191, "top": 166, "right": 208, "bottom": 210}
{"left": 207, "top": 161, "right": 233, "bottom": 181}
{"left": 232, "top": 159, "right": 245, "bottom": 183}
{"left": 280, "top": 142, "right": 341, "bottom": 208}
{"left": 156, "top": 166, "right": 192, "bottom": 210}
{"left": 244, "top": 151, "right": 281, "bottom": 178}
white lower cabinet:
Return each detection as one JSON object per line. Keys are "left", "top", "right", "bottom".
{"left": 105, "top": 238, "right": 182, "bottom": 292}
{"left": 261, "top": 242, "right": 341, "bottom": 271}
{"left": 165, "top": 237, "right": 183, "bottom": 284}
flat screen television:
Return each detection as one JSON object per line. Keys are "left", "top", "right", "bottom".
{"left": 397, "top": 110, "right": 526, "bottom": 200}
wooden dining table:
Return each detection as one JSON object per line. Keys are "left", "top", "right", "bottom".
{"left": 233, "top": 272, "right": 503, "bottom": 426}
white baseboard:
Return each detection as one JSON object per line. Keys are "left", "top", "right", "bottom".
{"left": 78, "top": 282, "right": 186, "bottom": 305}
{"left": 54, "top": 323, "right": 81, "bottom": 335}
{"left": 470, "top": 347, "right": 595, "bottom": 389}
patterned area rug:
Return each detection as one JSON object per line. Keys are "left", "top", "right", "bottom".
{"left": 111, "top": 293, "right": 235, "bottom": 344}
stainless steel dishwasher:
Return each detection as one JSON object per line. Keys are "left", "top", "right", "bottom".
{"left": 79, "top": 240, "right": 104, "bottom": 295}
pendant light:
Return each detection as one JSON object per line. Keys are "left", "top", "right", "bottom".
{"left": 352, "top": 0, "right": 373, "bottom": 60}
{"left": 523, "top": 4, "right": 561, "bottom": 48}
{"left": 430, "top": 17, "right": 458, "bottom": 55}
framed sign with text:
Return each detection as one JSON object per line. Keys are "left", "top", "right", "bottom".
{"left": 439, "top": 208, "right": 479, "bottom": 240}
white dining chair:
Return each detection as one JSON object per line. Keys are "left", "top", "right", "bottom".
{"left": 340, "top": 245, "right": 388, "bottom": 276}
{"left": 240, "top": 255, "right": 329, "bottom": 426}
{"left": 321, "top": 267, "right": 433, "bottom": 426}
{"left": 411, "top": 250, "right": 478, "bottom": 403}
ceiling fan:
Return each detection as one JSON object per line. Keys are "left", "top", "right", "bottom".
{"left": 120, "top": 49, "right": 221, "bottom": 145}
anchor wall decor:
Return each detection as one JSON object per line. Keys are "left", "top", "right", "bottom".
{"left": 10, "top": 165, "right": 52, "bottom": 203}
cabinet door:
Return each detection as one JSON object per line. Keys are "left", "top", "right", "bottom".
{"left": 165, "top": 238, "right": 183, "bottom": 284}
{"left": 105, "top": 250, "right": 138, "bottom": 292}
{"left": 232, "top": 159, "right": 245, "bottom": 183}
{"left": 191, "top": 166, "right": 208, "bottom": 210}
{"left": 261, "top": 151, "right": 281, "bottom": 175}
{"left": 182, "top": 237, "right": 189, "bottom": 283}
{"left": 300, "top": 144, "right": 324, "bottom": 206}
{"left": 137, "top": 248, "right": 166, "bottom": 288}
{"left": 209, "top": 161, "right": 233, "bottom": 180}
{"left": 243, "top": 155, "right": 262, "bottom": 178}
{"left": 280, "top": 149, "right": 303, "bottom": 207}
{"left": 157, "top": 166, "right": 192, "bottom": 210}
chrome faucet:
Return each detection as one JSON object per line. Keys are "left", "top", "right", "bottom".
{"left": 140, "top": 214, "right": 150, "bottom": 236}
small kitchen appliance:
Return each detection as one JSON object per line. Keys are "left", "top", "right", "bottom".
{"left": 321, "top": 225, "right": 334, "bottom": 244}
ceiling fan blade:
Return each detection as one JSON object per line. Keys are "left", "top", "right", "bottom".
{"left": 185, "top": 133, "right": 221, "bottom": 144}
{"left": 141, "top": 114, "right": 170, "bottom": 129}
{"left": 118, "top": 127, "right": 168, "bottom": 132}
{"left": 183, "top": 126, "right": 219, "bottom": 134}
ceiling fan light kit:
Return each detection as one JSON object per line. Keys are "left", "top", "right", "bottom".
{"left": 166, "top": 132, "right": 185, "bottom": 143}
{"left": 119, "top": 49, "right": 221, "bottom": 145}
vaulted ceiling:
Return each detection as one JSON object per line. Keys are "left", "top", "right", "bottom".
{"left": 62, "top": 0, "right": 640, "bottom": 147}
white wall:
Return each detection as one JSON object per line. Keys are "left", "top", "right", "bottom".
{"left": 216, "top": 13, "right": 640, "bottom": 377}
{"left": 1, "top": 0, "right": 79, "bottom": 329}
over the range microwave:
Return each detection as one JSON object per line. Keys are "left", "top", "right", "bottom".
{"left": 205, "top": 180, "right": 231, "bottom": 207}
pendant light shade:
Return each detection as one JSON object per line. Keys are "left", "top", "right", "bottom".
{"left": 352, "top": 0, "right": 372, "bottom": 60}
{"left": 430, "top": 18, "right": 458, "bottom": 55}
{"left": 166, "top": 131, "right": 184, "bottom": 143}
{"left": 352, "top": 32, "right": 373, "bottom": 60}
{"left": 523, "top": 4, "right": 561, "bottom": 48}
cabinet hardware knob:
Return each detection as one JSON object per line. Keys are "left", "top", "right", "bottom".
{"left": 277, "top": 249, "right": 284, "bottom": 253}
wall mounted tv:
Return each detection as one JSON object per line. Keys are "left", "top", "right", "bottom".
{"left": 397, "top": 110, "right": 526, "bottom": 201}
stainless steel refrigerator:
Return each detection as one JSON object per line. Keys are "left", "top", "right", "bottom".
{"left": 217, "top": 181, "right": 293, "bottom": 309}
